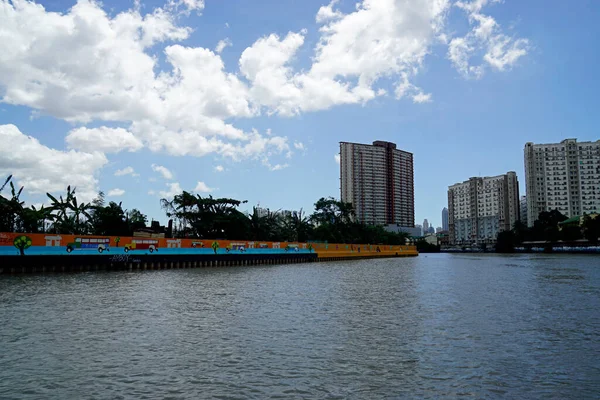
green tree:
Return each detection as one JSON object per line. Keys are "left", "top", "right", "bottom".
{"left": 532, "top": 210, "right": 568, "bottom": 242}
{"left": 161, "top": 192, "right": 249, "bottom": 239}
{"left": 495, "top": 230, "right": 516, "bottom": 253}
{"left": 126, "top": 209, "right": 148, "bottom": 234}
{"left": 46, "top": 186, "right": 93, "bottom": 234}
{"left": 0, "top": 176, "right": 24, "bottom": 232}
{"left": 583, "top": 215, "right": 600, "bottom": 244}
{"left": 13, "top": 235, "right": 32, "bottom": 256}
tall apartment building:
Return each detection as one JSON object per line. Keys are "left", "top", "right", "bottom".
{"left": 519, "top": 196, "right": 527, "bottom": 224}
{"left": 524, "top": 139, "right": 600, "bottom": 227}
{"left": 340, "top": 140, "right": 414, "bottom": 226}
{"left": 448, "top": 172, "right": 520, "bottom": 245}
{"left": 442, "top": 207, "right": 449, "bottom": 231}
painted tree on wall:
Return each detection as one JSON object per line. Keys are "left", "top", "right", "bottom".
{"left": 13, "top": 235, "right": 32, "bottom": 256}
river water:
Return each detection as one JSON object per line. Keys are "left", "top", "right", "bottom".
{"left": 1, "top": 254, "right": 599, "bottom": 399}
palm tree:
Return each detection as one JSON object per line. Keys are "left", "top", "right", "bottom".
{"left": 47, "top": 186, "right": 92, "bottom": 234}
{"left": 0, "top": 176, "right": 25, "bottom": 232}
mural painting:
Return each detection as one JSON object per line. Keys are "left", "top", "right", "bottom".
{"left": 0, "top": 232, "right": 415, "bottom": 257}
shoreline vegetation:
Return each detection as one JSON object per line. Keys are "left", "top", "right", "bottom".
{"left": 0, "top": 175, "right": 409, "bottom": 246}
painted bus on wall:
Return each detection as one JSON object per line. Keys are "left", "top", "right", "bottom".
{"left": 124, "top": 239, "right": 158, "bottom": 253}
{"left": 66, "top": 237, "right": 110, "bottom": 253}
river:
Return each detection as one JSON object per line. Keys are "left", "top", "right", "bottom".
{"left": 1, "top": 254, "right": 599, "bottom": 399}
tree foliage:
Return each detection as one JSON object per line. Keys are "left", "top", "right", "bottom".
{"left": 2, "top": 176, "right": 408, "bottom": 245}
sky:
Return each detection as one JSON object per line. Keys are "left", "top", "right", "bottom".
{"left": 1, "top": 0, "right": 599, "bottom": 229}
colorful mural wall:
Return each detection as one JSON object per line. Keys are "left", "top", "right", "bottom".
{"left": 0, "top": 232, "right": 417, "bottom": 258}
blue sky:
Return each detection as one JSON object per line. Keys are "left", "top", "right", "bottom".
{"left": 1, "top": 0, "right": 599, "bottom": 229}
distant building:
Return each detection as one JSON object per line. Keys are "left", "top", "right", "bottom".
{"left": 524, "top": 139, "right": 600, "bottom": 227}
{"left": 340, "top": 140, "right": 414, "bottom": 226}
{"left": 520, "top": 196, "right": 527, "bottom": 224}
{"left": 442, "top": 207, "right": 449, "bottom": 231}
{"left": 415, "top": 224, "right": 423, "bottom": 236}
{"left": 428, "top": 226, "right": 435, "bottom": 234}
{"left": 423, "top": 219, "right": 429, "bottom": 233}
{"left": 387, "top": 225, "right": 422, "bottom": 237}
{"left": 436, "top": 227, "right": 443, "bottom": 233}
{"left": 448, "top": 172, "right": 520, "bottom": 245}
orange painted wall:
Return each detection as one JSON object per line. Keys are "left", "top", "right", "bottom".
{"left": 0, "top": 232, "right": 417, "bottom": 256}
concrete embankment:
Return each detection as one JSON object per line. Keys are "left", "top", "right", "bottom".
{"left": 0, "top": 247, "right": 417, "bottom": 274}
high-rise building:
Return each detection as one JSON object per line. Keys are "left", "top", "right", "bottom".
{"left": 423, "top": 219, "right": 429, "bottom": 233}
{"left": 448, "top": 172, "right": 520, "bottom": 245}
{"left": 519, "top": 196, "right": 527, "bottom": 224}
{"left": 442, "top": 207, "right": 449, "bottom": 231}
{"left": 414, "top": 224, "right": 423, "bottom": 236}
{"left": 524, "top": 139, "right": 600, "bottom": 227}
{"left": 340, "top": 140, "right": 414, "bottom": 226}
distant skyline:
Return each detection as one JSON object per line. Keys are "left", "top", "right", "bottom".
{"left": 1, "top": 0, "right": 599, "bottom": 229}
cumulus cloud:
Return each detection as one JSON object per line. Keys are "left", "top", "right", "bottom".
{"left": 194, "top": 181, "right": 214, "bottom": 193}
{"left": 413, "top": 92, "right": 432, "bottom": 103}
{"left": 316, "top": 0, "right": 343, "bottom": 23}
{"left": 0, "top": 124, "right": 107, "bottom": 202}
{"left": 107, "top": 188, "right": 125, "bottom": 196}
{"left": 334, "top": 154, "right": 340, "bottom": 164}
{"left": 0, "top": 0, "right": 529, "bottom": 192}
{"left": 449, "top": 0, "right": 529, "bottom": 78}
{"left": 151, "top": 164, "right": 174, "bottom": 180}
{"left": 294, "top": 142, "right": 305, "bottom": 151}
{"left": 158, "top": 182, "right": 183, "bottom": 198}
{"left": 66, "top": 127, "right": 143, "bottom": 153}
{"left": 215, "top": 38, "right": 232, "bottom": 53}
{"left": 114, "top": 166, "right": 137, "bottom": 176}
{"left": 214, "top": 165, "right": 224, "bottom": 172}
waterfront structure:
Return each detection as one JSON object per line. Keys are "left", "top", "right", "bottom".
{"left": 0, "top": 232, "right": 418, "bottom": 274}
{"left": 524, "top": 139, "right": 600, "bottom": 227}
{"left": 340, "top": 140, "right": 414, "bottom": 226}
{"left": 448, "top": 172, "right": 520, "bottom": 245}
{"left": 442, "top": 207, "right": 449, "bottom": 231}
{"left": 520, "top": 196, "right": 527, "bottom": 224}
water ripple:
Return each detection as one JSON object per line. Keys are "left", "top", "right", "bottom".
{"left": 1, "top": 255, "right": 599, "bottom": 398}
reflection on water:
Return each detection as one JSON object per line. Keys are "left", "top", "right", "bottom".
{"left": 0, "top": 254, "right": 599, "bottom": 398}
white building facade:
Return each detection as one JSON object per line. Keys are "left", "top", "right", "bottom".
{"left": 524, "top": 139, "right": 600, "bottom": 227}
{"left": 448, "top": 172, "right": 520, "bottom": 245}
{"left": 340, "top": 141, "right": 414, "bottom": 226}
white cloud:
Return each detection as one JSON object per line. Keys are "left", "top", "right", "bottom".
{"left": 114, "top": 166, "right": 138, "bottom": 176}
{"left": 413, "top": 92, "right": 432, "bottom": 103}
{"left": 316, "top": 0, "right": 343, "bottom": 23}
{"left": 166, "top": 0, "right": 205, "bottom": 15}
{"left": 0, "top": 0, "right": 528, "bottom": 173}
{"left": 0, "top": 124, "right": 107, "bottom": 202}
{"left": 66, "top": 127, "right": 143, "bottom": 153}
{"left": 214, "top": 165, "right": 224, "bottom": 172}
{"left": 194, "top": 181, "right": 214, "bottom": 193}
{"left": 215, "top": 38, "right": 232, "bottom": 53}
{"left": 294, "top": 142, "right": 305, "bottom": 151}
{"left": 334, "top": 154, "right": 340, "bottom": 164}
{"left": 158, "top": 182, "right": 183, "bottom": 198}
{"left": 107, "top": 188, "right": 125, "bottom": 196}
{"left": 270, "top": 163, "right": 289, "bottom": 171}
{"left": 151, "top": 164, "right": 174, "bottom": 180}
{"left": 449, "top": 0, "right": 529, "bottom": 78}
